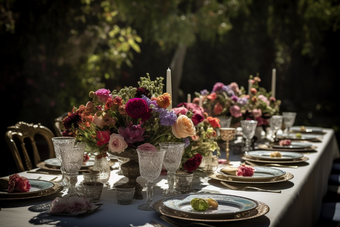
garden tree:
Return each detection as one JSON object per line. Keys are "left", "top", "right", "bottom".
{"left": 0, "top": 0, "right": 141, "bottom": 127}
{"left": 114, "top": 0, "right": 251, "bottom": 105}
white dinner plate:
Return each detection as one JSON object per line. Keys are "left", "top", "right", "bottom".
{"left": 291, "top": 126, "right": 324, "bottom": 133}
{"left": 278, "top": 133, "right": 319, "bottom": 140}
{"left": 247, "top": 150, "right": 303, "bottom": 161}
{"left": 162, "top": 194, "right": 258, "bottom": 219}
{"left": 271, "top": 142, "right": 313, "bottom": 149}
{"left": 218, "top": 166, "right": 286, "bottom": 181}
{"left": 44, "top": 158, "right": 94, "bottom": 167}
{"left": 0, "top": 179, "right": 54, "bottom": 195}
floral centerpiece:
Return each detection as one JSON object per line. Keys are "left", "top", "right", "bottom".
{"left": 194, "top": 82, "right": 248, "bottom": 126}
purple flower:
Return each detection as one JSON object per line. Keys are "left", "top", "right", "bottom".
{"left": 237, "top": 97, "right": 248, "bottom": 106}
{"left": 158, "top": 109, "right": 177, "bottom": 126}
{"left": 183, "top": 138, "right": 190, "bottom": 148}
{"left": 142, "top": 95, "right": 158, "bottom": 108}
{"left": 212, "top": 82, "right": 225, "bottom": 92}
{"left": 226, "top": 90, "right": 235, "bottom": 97}
{"left": 118, "top": 123, "right": 145, "bottom": 145}
{"left": 200, "top": 89, "right": 209, "bottom": 95}
{"left": 221, "top": 85, "right": 231, "bottom": 93}
{"left": 231, "top": 95, "right": 238, "bottom": 102}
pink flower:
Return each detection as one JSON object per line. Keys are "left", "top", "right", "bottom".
{"left": 229, "top": 82, "right": 240, "bottom": 94}
{"left": 173, "top": 107, "right": 189, "bottom": 116}
{"left": 213, "top": 82, "right": 225, "bottom": 92}
{"left": 94, "top": 89, "right": 112, "bottom": 103}
{"left": 137, "top": 143, "right": 158, "bottom": 152}
{"left": 109, "top": 133, "right": 128, "bottom": 153}
{"left": 93, "top": 113, "right": 105, "bottom": 128}
{"left": 229, "top": 105, "right": 242, "bottom": 118}
{"left": 236, "top": 164, "right": 254, "bottom": 177}
{"left": 191, "top": 113, "right": 204, "bottom": 126}
{"left": 213, "top": 103, "right": 223, "bottom": 115}
{"left": 83, "top": 154, "right": 90, "bottom": 164}
{"left": 8, "top": 174, "right": 31, "bottom": 193}
{"left": 252, "top": 109, "right": 262, "bottom": 119}
{"left": 125, "top": 98, "right": 150, "bottom": 120}
{"left": 49, "top": 197, "right": 69, "bottom": 214}
{"left": 270, "top": 97, "right": 276, "bottom": 102}
{"left": 103, "top": 113, "right": 117, "bottom": 127}
{"left": 258, "top": 95, "right": 270, "bottom": 106}
{"left": 96, "top": 130, "right": 111, "bottom": 146}
{"left": 192, "top": 97, "right": 200, "bottom": 104}
{"left": 186, "top": 103, "right": 204, "bottom": 116}
{"left": 191, "top": 135, "right": 200, "bottom": 141}
{"left": 118, "top": 123, "right": 145, "bottom": 145}
{"left": 279, "top": 139, "right": 291, "bottom": 146}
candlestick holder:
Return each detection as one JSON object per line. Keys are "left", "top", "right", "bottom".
{"left": 220, "top": 128, "right": 236, "bottom": 164}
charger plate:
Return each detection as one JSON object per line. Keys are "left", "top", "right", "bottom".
{"left": 247, "top": 151, "right": 303, "bottom": 161}
{"left": 242, "top": 155, "right": 309, "bottom": 164}
{"left": 258, "top": 144, "right": 317, "bottom": 152}
{"left": 154, "top": 198, "right": 269, "bottom": 222}
{"left": 0, "top": 182, "right": 63, "bottom": 200}
{"left": 163, "top": 194, "right": 258, "bottom": 219}
{"left": 209, "top": 171, "right": 293, "bottom": 184}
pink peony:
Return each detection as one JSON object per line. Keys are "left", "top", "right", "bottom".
{"left": 229, "top": 82, "right": 240, "bottom": 94}
{"left": 118, "top": 123, "right": 145, "bottom": 145}
{"left": 96, "top": 130, "right": 111, "bottom": 146}
{"left": 108, "top": 133, "right": 128, "bottom": 154}
{"left": 258, "top": 95, "right": 270, "bottom": 106}
{"left": 8, "top": 174, "right": 31, "bottom": 193}
{"left": 279, "top": 139, "right": 291, "bottom": 146}
{"left": 125, "top": 98, "right": 150, "bottom": 120}
{"left": 186, "top": 103, "right": 204, "bottom": 116}
{"left": 94, "top": 89, "right": 112, "bottom": 103}
{"left": 173, "top": 107, "right": 189, "bottom": 116}
{"left": 192, "top": 97, "right": 200, "bottom": 105}
{"left": 213, "top": 82, "right": 225, "bottom": 92}
{"left": 236, "top": 164, "right": 255, "bottom": 177}
{"left": 252, "top": 109, "right": 262, "bottom": 119}
{"left": 229, "top": 105, "right": 242, "bottom": 118}
{"left": 137, "top": 143, "right": 157, "bottom": 152}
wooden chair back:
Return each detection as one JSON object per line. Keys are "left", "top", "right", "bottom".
{"left": 4, "top": 121, "right": 55, "bottom": 172}
{"left": 53, "top": 112, "right": 67, "bottom": 137}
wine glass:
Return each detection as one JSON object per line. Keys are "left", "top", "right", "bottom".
{"left": 159, "top": 142, "right": 185, "bottom": 197}
{"left": 269, "top": 115, "right": 283, "bottom": 141}
{"left": 137, "top": 149, "right": 165, "bottom": 211}
{"left": 282, "top": 112, "right": 297, "bottom": 137}
{"left": 241, "top": 120, "right": 258, "bottom": 154}
{"left": 219, "top": 128, "right": 236, "bottom": 164}
{"left": 58, "top": 138, "right": 85, "bottom": 197}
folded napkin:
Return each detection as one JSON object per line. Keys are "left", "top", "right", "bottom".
{"left": 220, "top": 166, "right": 238, "bottom": 176}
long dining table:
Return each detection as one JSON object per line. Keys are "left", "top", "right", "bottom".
{"left": 0, "top": 128, "right": 339, "bottom": 227}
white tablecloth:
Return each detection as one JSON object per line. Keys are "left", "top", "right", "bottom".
{"left": 0, "top": 129, "right": 339, "bottom": 227}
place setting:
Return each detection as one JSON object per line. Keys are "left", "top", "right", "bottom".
{"left": 258, "top": 141, "right": 317, "bottom": 152}
{"left": 276, "top": 133, "right": 323, "bottom": 142}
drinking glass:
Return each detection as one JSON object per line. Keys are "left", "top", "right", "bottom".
{"left": 159, "top": 142, "right": 185, "bottom": 197}
{"left": 282, "top": 112, "right": 297, "bottom": 137}
{"left": 270, "top": 115, "right": 283, "bottom": 141}
{"left": 137, "top": 149, "right": 165, "bottom": 211}
{"left": 220, "top": 128, "right": 236, "bottom": 164}
{"left": 52, "top": 137, "right": 76, "bottom": 188}
{"left": 241, "top": 120, "right": 258, "bottom": 154}
{"left": 58, "top": 138, "right": 85, "bottom": 197}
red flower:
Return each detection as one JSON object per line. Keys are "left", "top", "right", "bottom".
{"left": 207, "top": 117, "right": 220, "bottom": 128}
{"left": 83, "top": 154, "right": 90, "bottom": 163}
{"left": 96, "top": 130, "right": 111, "bottom": 146}
{"left": 125, "top": 98, "right": 150, "bottom": 119}
{"left": 184, "top": 153, "right": 202, "bottom": 172}
{"left": 213, "top": 103, "right": 223, "bottom": 115}
{"left": 250, "top": 88, "right": 257, "bottom": 95}
{"left": 191, "top": 113, "right": 204, "bottom": 126}
{"left": 207, "top": 93, "right": 216, "bottom": 100}
{"left": 8, "top": 174, "right": 31, "bottom": 193}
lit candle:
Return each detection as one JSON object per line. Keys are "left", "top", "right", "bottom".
{"left": 166, "top": 68, "right": 172, "bottom": 109}
{"left": 187, "top": 94, "right": 191, "bottom": 103}
{"left": 271, "top": 68, "right": 276, "bottom": 98}
{"left": 248, "top": 80, "right": 252, "bottom": 95}
{"left": 199, "top": 95, "right": 203, "bottom": 108}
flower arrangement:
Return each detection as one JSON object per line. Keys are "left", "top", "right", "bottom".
{"left": 174, "top": 102, "right": 221, "bottom": 171}
{"left": 62, "top": 74, "right": 204, "bottom": 171}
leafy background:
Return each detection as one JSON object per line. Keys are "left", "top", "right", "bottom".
{"left": 1, "top": 0, "right": 339, "bottom": 176}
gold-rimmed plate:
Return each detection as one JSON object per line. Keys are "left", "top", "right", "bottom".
{"left": 154, "top": 198, "right": 269, "bottom": 222}
{"left": 0, "top": 182, "right": 63, "bottom": 200}
{"left": 258, "top": 144, "right": 317, "bottom": 152}
{"left": 209, "top": 171, "right": 294, "bottom": 184}
{"left": 242, "top": 155, "right": 309, "bottom": 164}
{"left": 247, "top": 151, "right": 303, "bottom": 161}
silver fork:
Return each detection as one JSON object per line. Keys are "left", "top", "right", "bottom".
{"left": 245, "top": 160, "right": 298, "bottom": 169}
{"left": 220, "top": 181, "right": 281, "bottom": 193}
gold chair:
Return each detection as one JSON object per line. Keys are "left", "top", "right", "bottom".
{"left": 53, "top": 112, "right": 68, "bottom": 137}
{"left": 4, "top": 121, "right": 55, "bottom": 172}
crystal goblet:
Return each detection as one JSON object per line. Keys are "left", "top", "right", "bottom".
{"left": 58, "top": 138, "right": 85, "bottom": 197}
{"left": 241, "top": 120, "right": 258, "bottom": 154}
{"left": 219, "top": 128, "right": 236, "bottom": 164}
{"left": 137, "top": 149, "right": 165, "bottom": 211}
{"left": 269, "top": 115, "right": 283, "bottom": 141}
{"left": 159, "top": 142, "right": 185, "bottom": 197}
{"left": 282, "top": 112, "right": 297, "bottom": 138}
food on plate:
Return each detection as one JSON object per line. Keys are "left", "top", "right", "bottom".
{"left": 190, "top": 197, "right": 218, "bottom": 211}
{"left": 270, "top": 151, "right": 282, "bottom": 158}
{"left": 236, "top": 164, "right": 255, "bottom": 177}
{"left": 300, "top": 126, "right": 306, "bottom": 131}
{"left": 279, "top": 139, "right": 291, "bottom": 146}
{"left": 220, "top": 166, "right": 238, "bottom": 175}
{"left": 295, "top": 133, "right": 302, "bottom": 138}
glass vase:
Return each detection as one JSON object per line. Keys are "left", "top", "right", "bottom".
{"left": 92, "top": 156, "right": 111, "bottom": 184}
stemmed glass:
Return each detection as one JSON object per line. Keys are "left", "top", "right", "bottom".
{"left": 52, "top": 137, "right": 72, "bottom": 188}
{"left": 219, "top": 128, "right": 236, "bottom": 165}
{"left": 269, "top": 115, "right": 283, "bottom": 141}
{"left": 55, "top": 137, "right": 85, "bottom": 197}
{"left": 159, "top": 142, "right": 185, "bottom": 197}
{"left": 241, "top": 120, "right": 258, "bottom": 154}
{"left": 282, "top": 112, "right": 297, "bottom": 137}
{"left": 137, "top": 149, "right": 165, "bottom": 211}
